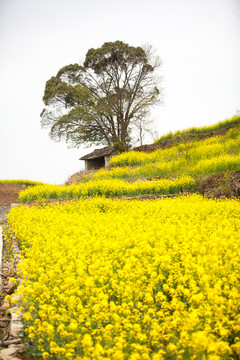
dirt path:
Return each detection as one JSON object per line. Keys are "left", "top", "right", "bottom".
{"left": 0, "top": 184, "right": 27, "bottom": 220}
{"left": 0, "top": 184, "right": 27, "bottom": 206}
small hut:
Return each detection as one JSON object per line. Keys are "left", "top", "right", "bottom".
{"left": 80, "top": 146, "right": 117, "bottom": 171}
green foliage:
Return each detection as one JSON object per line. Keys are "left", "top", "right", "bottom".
{"left": 83, "top": 41, "right": 149, "bottom": 73}
{"left": 41, "top": 41, "right": 163, "bottom": 150}
{"left": 113, "top": 140, "right": 126, "bottom": 153}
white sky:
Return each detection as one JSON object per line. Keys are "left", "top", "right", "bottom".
{"left": 0, "top": 0, "right": 239, "bottom": 184}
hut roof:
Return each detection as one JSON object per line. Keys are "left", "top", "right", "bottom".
{"left": 80, "top": 146, "right": 115, "bottom": 160}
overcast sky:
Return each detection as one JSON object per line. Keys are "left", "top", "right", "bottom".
{"left": 0, "top": 0, "right": 239, "bottom": 184}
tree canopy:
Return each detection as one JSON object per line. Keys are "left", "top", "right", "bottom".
{"left": 41, "top": 41, "right": 164, "bottom": 151}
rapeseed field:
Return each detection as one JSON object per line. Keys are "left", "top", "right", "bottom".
{"left": 18, "top": 176, "right": 196, "bottom": 203}
{"left": 4, "top": 115, "right": 240, "bottom": 359}
{"left": 102, "top": 125, "right": 240, "bottom": 180}
{"left": 7, "top": 196, "right": 240, "bottom": 359}
{"left": 17, "top": 118, "right": 240, "bottom": 203}
{"left": 0, "top": 179, "right": 44, "bottom": 186}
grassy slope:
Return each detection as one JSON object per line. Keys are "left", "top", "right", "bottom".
{"left": 154, "top": 114, "right": 240, "bottom": 144}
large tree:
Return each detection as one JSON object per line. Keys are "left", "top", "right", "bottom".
{"left": 41, "top": 41, "right": 164, "bottom": 151}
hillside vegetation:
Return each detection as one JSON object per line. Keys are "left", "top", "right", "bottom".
{"left": 154, "top": 113, "right": 240, "bottom": 144}
{"left": 18, "top": 114, "right": 240, "bottom": 203}
{"left": 4, "top": 114, "right": 240, "bottom": 360}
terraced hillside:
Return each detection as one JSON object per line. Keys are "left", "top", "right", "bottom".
{"left": 2, "top": 114, "right": 240, "bottom": 360}
{"left": 19, "top": 114, "right": 240, "bottom": 203}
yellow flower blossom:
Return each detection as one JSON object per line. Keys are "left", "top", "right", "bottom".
{"left": 7, "top": 195, "right": 240, "bottom": 359}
